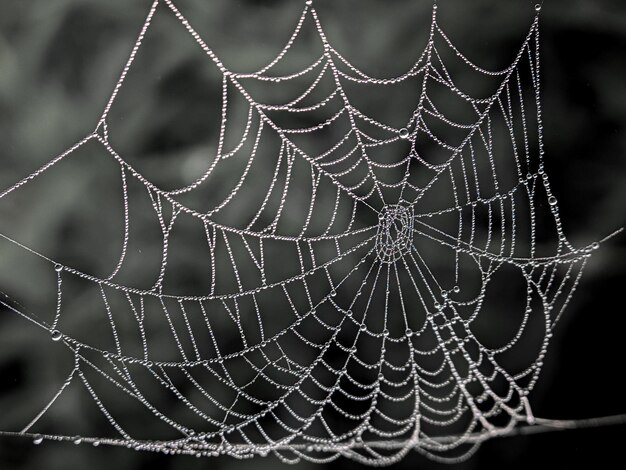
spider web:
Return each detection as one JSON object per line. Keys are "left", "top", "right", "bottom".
{"left": 0, "top": 0, "right": 614, "bottom": 465}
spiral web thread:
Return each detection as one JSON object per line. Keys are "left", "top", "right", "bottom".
{"left": 0, "top": 0, "right": 622, "bottom": 465}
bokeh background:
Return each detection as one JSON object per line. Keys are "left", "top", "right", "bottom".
{"left": 0, "top": 0, "right": 625, "bottom": 469}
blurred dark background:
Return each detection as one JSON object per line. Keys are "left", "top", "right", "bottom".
{"left": 0, "top": 0, "right": 624, "bottom": 469}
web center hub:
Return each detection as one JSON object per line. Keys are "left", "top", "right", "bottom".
{"left": 375, "top": 204, "right": 414, "bottom": 263}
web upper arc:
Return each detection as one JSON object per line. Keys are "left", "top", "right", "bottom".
{"left": 86, "top": 0, "right": 556, "bottom": 294}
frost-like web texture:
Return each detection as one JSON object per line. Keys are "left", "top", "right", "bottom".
{"left": 0, "top": 0, "right": 602, "bottom": 465}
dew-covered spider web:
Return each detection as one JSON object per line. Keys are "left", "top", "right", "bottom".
{"left": 0, "top": 0, "right": 623, "bottom": 465}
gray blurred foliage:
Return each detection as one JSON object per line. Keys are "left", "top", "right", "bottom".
{"left": 0, "top": 0, "right": 624, "bottom": 469}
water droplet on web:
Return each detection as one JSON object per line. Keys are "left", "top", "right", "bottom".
{"left": 548, "top": 196, "right": 557, "bottom": 206}
{"left": 51, "top": 330, "right": 62, "bottom": 341}
{"left": 399, "top": 128, "right": 410, "bottom": 139}
{"left": 93, "top": 440, "right": 100, "bottom": 447}
{"left": 73, "top": 437, "right": 82, "bottom": 445}
{"left": 591, "top": 242, "right": 599, "bottom": 250}
{"left": 33, "top": 436, "right": 43, "bottom": 445}
{"left": 535, "top": 4, "right": 542, "bottom": 12}
{"left": 453, "top": 286, "right": 460, "bottom": 293}
{"left": 54, "top": 264, "right": 63, "bottom": 273}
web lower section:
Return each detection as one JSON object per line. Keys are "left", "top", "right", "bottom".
{"left": 0, "top": 0, "right": 601, "bottom": 465}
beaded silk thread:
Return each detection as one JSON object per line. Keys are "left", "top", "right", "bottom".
{"left": 0, "top": 1, "right": 613, "bottom": 465}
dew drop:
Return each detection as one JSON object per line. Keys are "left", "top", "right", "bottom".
{"left": 405, "top": 329, "right": 413, "bottom": 337}
{"left": 548, "top": 196, "right": 557, "bottom": 206}
{"left": 453, "top": 286, "right": 460, "bottom": 293}
{"left": 73, "top": 437, "right": 83, "bottom": 445}
{"left": 54, "top": 264, "right": 63, "bottom": 273}
{"left": 535, "top": 3, "right": 542, "bottom": 12}
{"left": 33, "top": 436, "right": 44, "bottom": 445}
{"left": 93, "top": 440, "right": 100, "bottom": 447}
{"left": 399, "top": 127, "right": 410, "bottom": 139}
{"left": 51, "top": 330, "right": 62, "bottom": 341}
{"left": 591, "top": 242, "right": 599, "bottom": 250}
